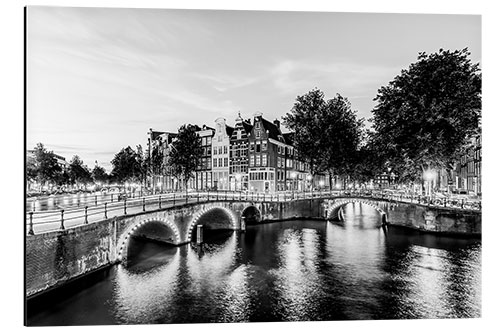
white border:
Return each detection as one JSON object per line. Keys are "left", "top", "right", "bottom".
{"left": 3, "top": 1, "right": 498, "bottom": 332}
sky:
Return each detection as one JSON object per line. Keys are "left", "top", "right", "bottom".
{"left": 26, "top": 6, "right": 481, "bottom": 172}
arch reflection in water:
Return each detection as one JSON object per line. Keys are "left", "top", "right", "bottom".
{"left": 113, "top": 246, "right": 181, "bottom": 324}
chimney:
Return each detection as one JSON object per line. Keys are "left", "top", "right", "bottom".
{"left": 273, "top": 119, "right": 280, "bottom": 129}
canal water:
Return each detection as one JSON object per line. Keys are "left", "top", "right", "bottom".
{"left": 27, "top": 202, "right": 481, "bottom": 325}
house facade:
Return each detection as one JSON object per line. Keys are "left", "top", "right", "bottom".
{"left": 212, "top": 117, "right": 234, "bottom": 190}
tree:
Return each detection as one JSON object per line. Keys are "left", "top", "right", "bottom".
{"left": 167, "top": 124, "right": 203, "bottom": 195}
{"left": 28, "top": 143, "right": 62, "bottom": 190}
{"left": 282, "top": 89, "right": 364, "bottom": 189}
{"left": 91, "top": 164, "right": 108, "bottom": 184}
{"left": 370, "top": 48, "right": 481, "bottom": 185}
{"left": 320, "top": 94, "right": 364, "bottom": 189}
{"left": 282, "top": 88, "right": 328, "bottom": 184}
{"left": 68, "top": 155, "right": 92, "bottom": 187}
{"left": 110, "top": 146, "right": 142, "bottom": 183}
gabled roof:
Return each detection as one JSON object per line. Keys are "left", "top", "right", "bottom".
{"left": 242, "top": 121, "right": 253, "bottom": 134}
{"left": 260, "top": 118, "right": 284, "bottom": 142}
{"left": 225, "top": 125, "right": 235, "bottom": 136}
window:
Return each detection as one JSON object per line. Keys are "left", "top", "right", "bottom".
{"left": 219, "top": 146, "right": 223, "bottom": 154}
{"left": 224, "top": 146, "right": 227, "bottom": 154}
{"left": 213, "top": 158, "right": 217, "bottom": 168}
{"left": 218, "top": 135, "right": 222, "bottom": 142}
{"left": 256, "top": 143, "right": 261, "bottom": 153}
{"left": 214, "top": 147, "right": 217, "bottom": 155}
{"left": 250, "top": 143, "right": 255, "bottom": 152}
{"left": 250, "top": 155, "right": 255, "bottom": 167}
{"left": 237, "top": 130, "right": 242, "bottom": 140}
{"left": 256, "top": 130, "right": 261, "bottom": 139}
{"left": 207, "top": 137, "right": 212, "bottom": 145}
{"left": 262, "top": 154, "right": 267, "bottom": 166}
{"left": 224, "top": 158, "right": 228, "bottom": 167}
{"left": 262, "top": 141, "right": 267, "bottom": 151}
{"left": 256, "top": 121, "right": 261, "bottom": 129}
{"left": 256, "top": 155, "right": 261, "bottom": 166}
{"left": 202, "top": 137, "right": 207, "bottom": 146}
{"left": 219, "top": 158, "right": 222, "bottom": 168}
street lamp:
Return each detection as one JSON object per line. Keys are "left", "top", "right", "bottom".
{"left": 423, "top": 169, "right": 437, "bottom": 197}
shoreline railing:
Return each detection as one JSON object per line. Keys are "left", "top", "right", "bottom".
{"left": 26, "top": 189, "right": 481, "bottom": 236}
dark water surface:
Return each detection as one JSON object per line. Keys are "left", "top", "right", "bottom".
{"left": 27, "top": 203, "right": 481, "bottom": 325}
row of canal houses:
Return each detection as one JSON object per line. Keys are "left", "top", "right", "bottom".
{"left": 148, "top": 112, "right": 328, "bottom": 193}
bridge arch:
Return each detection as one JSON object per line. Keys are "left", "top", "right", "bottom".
{"left": 186, "top": 206, "right": 238, "bottom": 243}
{"left": 241, "top": 205, "right": 262, "bottom": 224}
{"left": 326, "top": 198, "right": 388, "bottom": 224}
{"left": 117, "top": 218, "right": 181, "bottom": 261}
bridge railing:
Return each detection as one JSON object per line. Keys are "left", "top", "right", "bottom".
{"left": 25, "top": 189, "right": 481, "bottom": 236}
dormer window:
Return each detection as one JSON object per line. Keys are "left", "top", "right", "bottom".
{"left": 256, "top": 130, "right": 261, "bottom": 139}
{"left": 255, "top": 122, "right": 261, "bottom": 129}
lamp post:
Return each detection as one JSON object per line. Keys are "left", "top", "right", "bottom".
{"left": 423, "top": 169, "right": 436, "bottom": 198}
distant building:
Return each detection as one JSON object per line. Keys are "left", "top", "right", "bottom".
{"left": 212, "top": 117, "right": 234, "bottom": 190}
{"left": 194, "top": 125, "right": 215, "bottom": 190}
{"left": 148, "top": 129, "right": 178, "bottom": 192}
{"left": 229, "top": 113, "right": 252, "bottom": 191}
{"left": 455, "top": 134, "right": 481, "bottom": 195}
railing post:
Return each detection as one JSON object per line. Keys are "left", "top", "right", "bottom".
{"left": 186, "top": 192, "right": 188, "bottom": 204}
{"left": 197, "top": 191, "right": 200, "bottom": 203}
{"left": 461, "top": 199, "right": 464, "bottom": 209}
{"left": 84, "top": 206, "right": 88, "bottom": 224}
{"left": 123, "top": 199, "right": 127, "bottom": 215}
{"left": 173, "top": 193, "right": 176, "bottom": 205}
{"left": 28, "top": 212, "right": 34, "bottom": 235}
{"left": 111, "top": 193, "right": 113, "bottom": 202}
{"left": 60, "top": 209, "right": 65, "bottom": 230}
{"left": 142, "top": 198, "right": 145, "bottom": 211}
{"left": 95, "top": 195, "right": 98, "bottom": 206}
{"left": 217, "top": 190, "right": 219, "bottom": 201}
{"left": 104, "top": 203, "right": 108, "bottom": 219}
{"left": 159, "top": 195, "right": 162, "bottom": 209}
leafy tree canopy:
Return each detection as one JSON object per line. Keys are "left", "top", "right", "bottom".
{"left": 68, "top": 155, "right": 92, "bottom": 185}
{"left": 167, "top": 124, "right": 203, "bottom": 191}
{"left": 28, "top": 143, "right": 62, "bottom": 186}
{"left": 110, "top": 146, "right": 142, "bottom": 183}
{"left": 283, "top": 89, "right": 364, "bottom": 180}
{"left": 370, "top": 48, "right": 481, "bottom": 181}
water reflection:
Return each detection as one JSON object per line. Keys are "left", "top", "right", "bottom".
{"left": 112, "top": 245, "right": 181, "bottom": 324}
{"left": 27, "top": 201, "right": 481, "bottom": 326}
{"left": 271, "top": 228, "right": 322, "bottom": 321}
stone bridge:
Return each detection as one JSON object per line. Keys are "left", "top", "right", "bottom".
{"left": 26, "top": 196, "right": 481, "bottom": 297}
{"left": 324, "top": 198, "right": 389, "bottom": 224}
